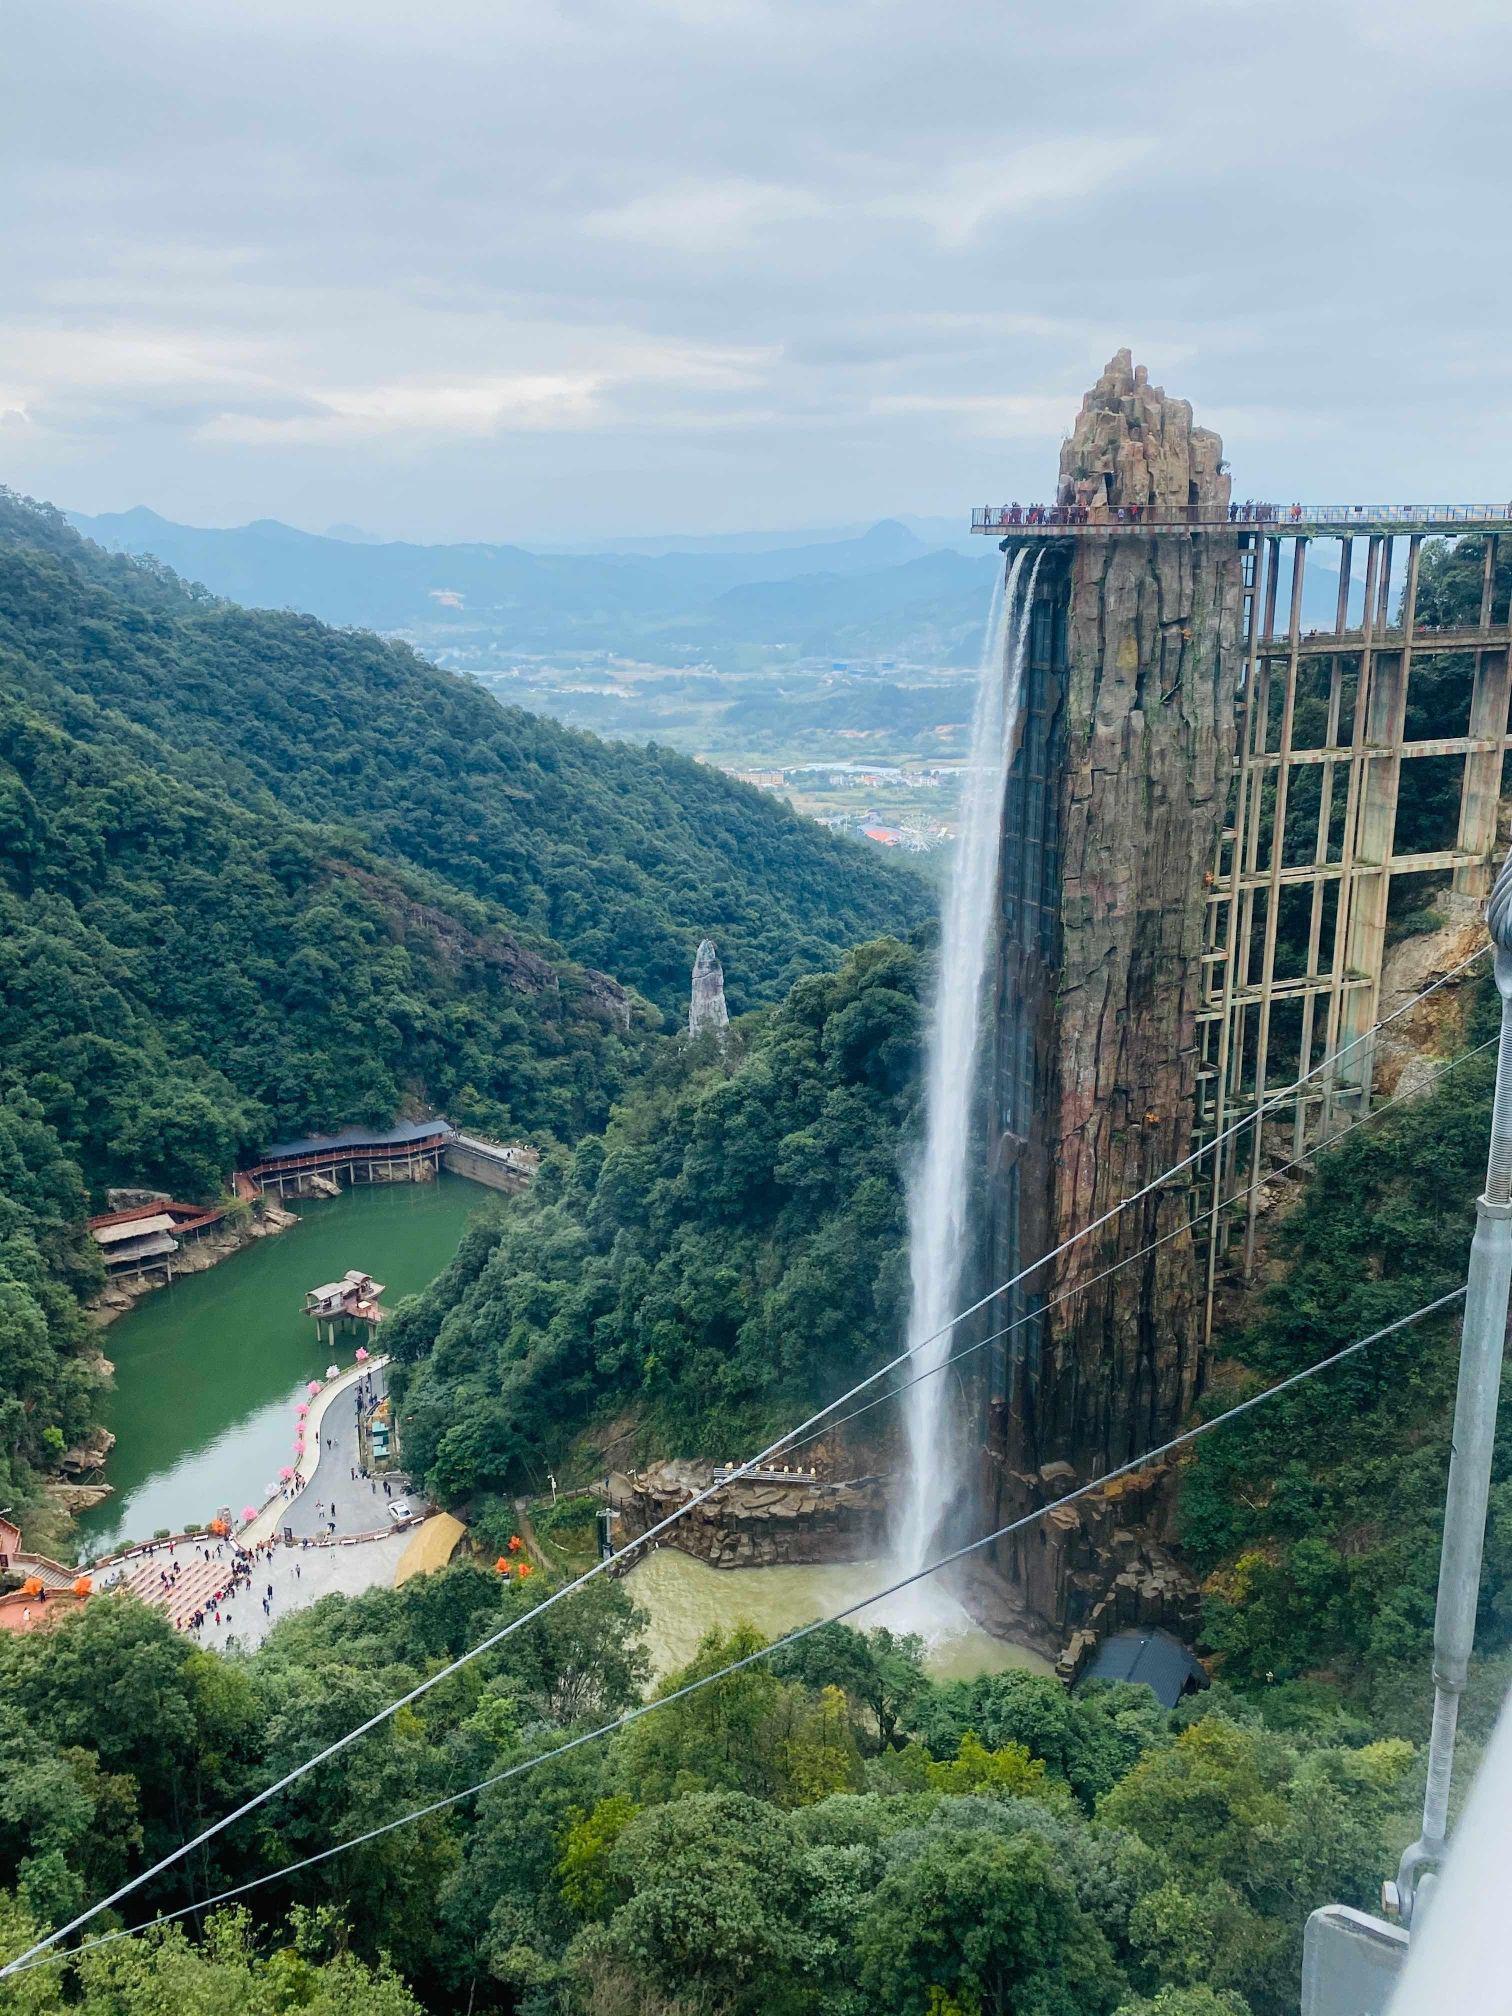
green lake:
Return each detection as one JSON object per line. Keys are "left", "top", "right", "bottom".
{"left": 76, "top": 1176, "right": 488, "bottom": 1559}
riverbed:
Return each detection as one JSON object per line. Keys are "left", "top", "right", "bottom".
{"left": 76, "top": 1176, "right": 487, "bottom": 1558}
{"left": 626, "top": 1546, "right": 1051, "bottom": 1683}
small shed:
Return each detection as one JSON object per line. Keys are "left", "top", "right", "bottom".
{"left": 1074, "top": 1628, "right": 1208, "bottom": 1710}
{"left": 90, "top": 1213, "right": 181, "bottom": 1278}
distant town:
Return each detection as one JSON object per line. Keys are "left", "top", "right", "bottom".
{"left": 714, "top": 759, "right": 959, "bottom": 851}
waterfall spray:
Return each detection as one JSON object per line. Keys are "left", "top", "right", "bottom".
{"left": 895, "top": 547, "right": 1041, "bottom": 1581}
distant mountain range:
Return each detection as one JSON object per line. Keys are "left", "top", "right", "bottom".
{"left": 66, "top": 506, "right": 996, "bottom": 668}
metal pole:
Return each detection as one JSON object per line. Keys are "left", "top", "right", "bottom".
{"left": 1391, "top": 847, "right": 1512, "bottom": 1926}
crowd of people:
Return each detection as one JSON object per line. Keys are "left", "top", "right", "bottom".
{"left": 986, "top": 497, "right": 1306, "bottom": 528}
{"left": 121, "top": 1530, "right": 288, "bottom": 1634}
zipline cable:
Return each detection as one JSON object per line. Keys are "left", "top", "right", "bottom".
{"left": 0, "top": 945, "right": 1486, "bottom": 1978}
{"left": 3, "top": 1283, "right": 1467, "bottom": 1982}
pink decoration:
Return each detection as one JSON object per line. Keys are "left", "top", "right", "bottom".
{"left": 354, "top": 1346, "right": 369, "bottom": 1362}
{"left": 241, "top": 1506, "right": 258, "bottom": 1523}
{"left": 306, "top": 1381, "right": 322, "bottom": 1397}
{"left": 279, "top": 1466, "right": 294, "bottom": 1480}
{"left": 296, "top": 1403, "right": 309, "bottom": 1417}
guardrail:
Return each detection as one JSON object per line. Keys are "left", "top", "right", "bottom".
{"left": 972, "top": 503, "right": 1512, "bottom": 534}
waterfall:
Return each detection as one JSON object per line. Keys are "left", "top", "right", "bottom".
{"left": 895, "top": 547, "right": 1040, "bottom": 1580}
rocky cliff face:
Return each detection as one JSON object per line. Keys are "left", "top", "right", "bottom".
{"left": 984, "top": 353, "right": 1243, "bottom": 1647}
{"left": 615, "top": 1459, "right": 885, "bottom": 1568}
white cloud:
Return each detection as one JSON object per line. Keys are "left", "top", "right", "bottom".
{"left": 2, "top": 0, "right": 1507, "bottom": 534}
{"left": 584, "top": 180, "right": 824, "bottom": 253}
{"left": 879, "top": 137, "right": 1158, "bottom": 248}
{"left": 198, "top": 374, "right": 605, "bottom": 445}
{"left": 874, "top": 392, "right": 1074, "bottom": 438}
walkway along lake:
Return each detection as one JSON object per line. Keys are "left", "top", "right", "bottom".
{"left": 77, "top": 1175, "right": 486, "bottom": 1558}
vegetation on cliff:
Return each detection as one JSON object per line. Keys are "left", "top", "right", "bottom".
{"left": 387, "top": 938, "right": 923, "bottom": 1509}
{"left": 0, "top": 1569, "right": 1421, "bottom": 2016}
{"left": 1176, "top": 534, "right": 1512, "bottom": 1702}
{"left": 1181, "top": 977, "right": 1511, "bottom": 1704}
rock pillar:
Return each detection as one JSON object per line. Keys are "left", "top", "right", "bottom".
{"left": 689, "top": 938, "right": 729, "bottom": 1042}
{"left": 983, "top": 351, "right": 1244, "bottom": 1637}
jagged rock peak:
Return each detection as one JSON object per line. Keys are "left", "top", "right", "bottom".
{"left": 689, "top": 938, "right": 729, "bottom": 1041}
{"left": 1058, "top": 349, "right": 1229, "bottom": 516}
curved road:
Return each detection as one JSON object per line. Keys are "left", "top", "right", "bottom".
{"left": 281, "top": 1366, "right": 416, "bottom": 1540}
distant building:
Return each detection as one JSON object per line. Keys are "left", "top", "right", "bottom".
{"left": 245, "top": 1119, "right": 454, "bottom": 1194}
{"left": 689, "top": 939, "right": 729, "bottom": 1042}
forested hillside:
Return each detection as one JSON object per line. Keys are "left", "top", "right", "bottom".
{"left": 3, "top": 493, "right": 928, "bottom": 1018}
{"left": 0, "top": 489, "right": 924, "bottom": 1533}
{"left": 1181, "top": 979, "right": 1512, "bottom": 1711}
{"left": 388, "top": 938, "right": 922, "bottom": 1518}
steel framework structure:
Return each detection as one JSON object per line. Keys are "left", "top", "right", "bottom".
{"left": 1198, "top": 527, "right": 1510, "bottom": 1330}
{"left": 971, "top": 510, "right": 1512, "bottom": 1340}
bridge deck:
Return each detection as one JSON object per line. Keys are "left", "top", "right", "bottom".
{"left": 972, "top": 506, "right": 1512, "bottom": 538}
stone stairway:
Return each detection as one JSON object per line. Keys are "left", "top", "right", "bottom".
{"left": 107, "top": 1553, "right": 235, "bottom": 1628}
{"left": 12, "top": 1552, "right": 76, "bottom": 1593}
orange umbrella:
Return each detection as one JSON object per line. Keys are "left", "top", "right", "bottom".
{"left": 494, "top": 1556, "right": 511, "bottom": 1574}
{"left": 72, "top": 1576, "right": 92, "bottom": 1597}
{"left": 507, "top": 1535, "right": 523, "bottom": 1552}
{"left": 19, "top": 1576, "right": 43, "bottom": 1597}
{"left": 516, "top": 1561, "right": 534, "bottom": 1579}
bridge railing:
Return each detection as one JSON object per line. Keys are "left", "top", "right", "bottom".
{"left": 972, "top": 503, "right": 1512, "bottom": 533}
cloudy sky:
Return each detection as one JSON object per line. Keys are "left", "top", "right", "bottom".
{"left": 3, "top": 0, "right": 1509, "bottom": 542}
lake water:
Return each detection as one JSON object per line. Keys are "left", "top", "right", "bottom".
{"left": 76, "top": 1175, "right": 489, "bottom": 1559}
{"left": 626, "top": 1546, "right": 1051, "bottom": 1683}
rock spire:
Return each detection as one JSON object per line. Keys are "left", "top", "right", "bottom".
{"left": 689, "top": 939, "right": 729, "bottom": 1042}
{"left": 1058, "top": 348, "right": 1229, "bottom": 517}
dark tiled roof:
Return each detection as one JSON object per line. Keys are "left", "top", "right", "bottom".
{"left": 257, "top": 1119, "right": 454, "bottom": 1161}
{"left": 1077, "top": 1628, "right": 1208, "bottom": 1709}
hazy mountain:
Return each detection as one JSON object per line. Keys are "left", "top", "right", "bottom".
{"left": 67, "top": 504, "right": 994, "bottom": 665}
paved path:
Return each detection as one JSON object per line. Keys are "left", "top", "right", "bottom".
{"left": 280, "top": 1366, "right": 418, "bottom": 1540}
{"left": 185, "top": 1530, "right": 412, "bottom": 1652}
{"left": 96, "top": 1363, "right": 431, "bottom": 1651}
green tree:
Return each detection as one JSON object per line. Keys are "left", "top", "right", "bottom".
{"left": 857, "top": 1829, "right": 1125, "bottom": 2016}
{"left": 572, "top": 1792, "right": 815, "bottom": 2014}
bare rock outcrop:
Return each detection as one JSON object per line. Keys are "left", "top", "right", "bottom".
{"left": 1372, "top": 892, "right": 1487, "bottom": 1099}
{"left": 689, "top": 939, "right": 729, "bottom": 1042}
{"left": 1058, "top": 348, "right": 1230, "bottom": 518}
{"left": 616, "top": 1459, "right": 885, "bottom": 1568}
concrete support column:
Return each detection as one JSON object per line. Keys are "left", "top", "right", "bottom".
{"left": 1336, "top": 537, "right": 1416, "bottom": 1108}
{"left": 1454, "top": 535, "right": 1508, "bottom": 897}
